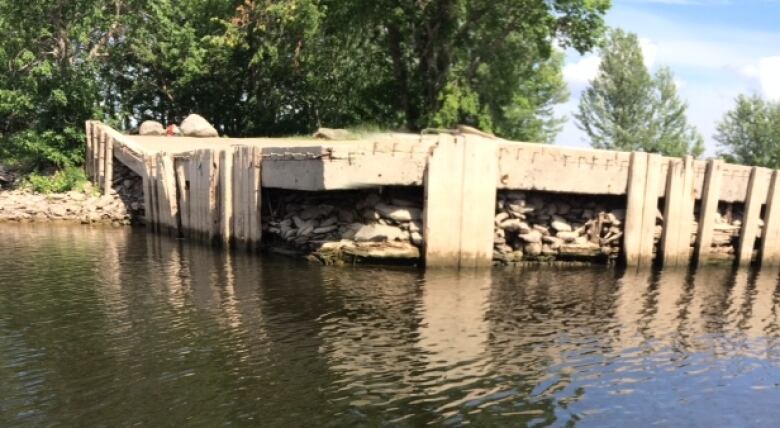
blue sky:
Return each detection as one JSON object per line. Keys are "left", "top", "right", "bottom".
{"left": 555, "top": 0, "right": 780, "bottom": 155}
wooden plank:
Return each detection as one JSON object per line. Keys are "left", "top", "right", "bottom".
{"left": 738, "top": 167, "right": 770, "bottom": 266}
{"left": 206, "top": 149, "right": 218, "bottom": 243}
{"left": 154, "top": 154, "right": 169, "bottom": 230}
{"left": 85, "top": 121, "right": 93, "bottom": 179}
{"left": 186, "top": 149, "right": 216, "bottom": 244}
{"left": 248, "top": 147, "right": 263, "bottom": 250}
{"left": 97, "top": 128, "right": 106, "bottom": 192}
{"left": 155, "top": 153, "right": 179, "bottom": 234}
{"left": 192, "top": 151, "right": 205, "bottom": 241}
{"left": 694, "top": 159, "right": 723, "bottom": 263}
{"left": 103, "top": 136, "right": 114, "bottom": 194}
{"left": 640, "top": 154, "right": 662, "bottom": 266}
{"left": 175, "top": 158, "right": 190, "bottom": 236}
{"left": 90, "top": 124, "right": 99, "bottom": 181}
{"left": 187, "top": 152, "right": 199, "bottom": 239}
{"left": 219, "top": 148, "right": 234, "bottom": 246}
{"left": 660, "top": 157, "right": 697, "bottom": 267}
{"left": 240, "top": 146, "right": 252, "bottom": 247}
{"left": 661, "top": 159, "right": 685, "bottom": 266}
{"left": 114, "top": 146, "right": 145, "bottom": 176}
{"left": 142, "top": 155, "right": 158, "bottom": 231}
{"left": 624, "top": 152, "right": 648, "bottom": 266}
{"left": 677, "top": 155, "right": 696, "bottom": 265}
{"left": 695, "top": 159, "right": 722, "bottom": 263}
{"left": 761, "top": 170, "right": 780, "bottom": 266}
{"left": 231, "top": 147, "right": 245, "bottom": 245}
{"left": 142, "top": 155, "right": 153, "bottom": 230}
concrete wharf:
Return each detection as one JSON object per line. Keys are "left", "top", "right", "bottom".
{"left": 85, "top": 121, "right": 780, "bottom": 268}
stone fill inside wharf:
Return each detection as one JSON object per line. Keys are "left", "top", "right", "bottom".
{"left": 259, "top": 188, "right": 752, "bottom": 266}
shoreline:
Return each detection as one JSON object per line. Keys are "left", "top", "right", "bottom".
{"left": 0, "top": 163, "right": 144, "bottom": 226}
{"left": 0, "top": 189, "right": 138, "bottom": 226}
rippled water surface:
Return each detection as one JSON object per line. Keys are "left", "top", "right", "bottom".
{"left": 2, "top": 225, "right": 780, "bottom": 426}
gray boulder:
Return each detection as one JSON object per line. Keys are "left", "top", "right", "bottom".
{"left": 180, "top": 114, "right": 219, "bottom": 138}
{"left": 138, "top": 120, "right": 165, "bottom": 136}
{"left": 354, "top": 224, "right": 404, "bottom": 242}
{"left": 375, "top": 202, "right": 422, "bottom": 222}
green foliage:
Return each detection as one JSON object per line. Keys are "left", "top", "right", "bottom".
{"left": 575, "top": 29, "right": 703, "bottom": 157}
{"left": 715, "top": 95, "right": 780, "bottom": 168}
{"left": 25, "top": 166, "right": 89, "bottom": 194}
{"left": 0, "top": 0, "right": 108, "bottom": 167}
{"left": 105, "top": 0, "right": 610, "bottom": 140}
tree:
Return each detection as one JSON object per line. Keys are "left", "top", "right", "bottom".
{"left": 0, "top": 0, "right": 117, "bottom": 167}
{"left": 320, "top": 0, "right": 610, "bottom": 142}
{"left": 575, "top": 29, "right": 703, "bottom": 157}
{"left": 715, "top": 95, "right": 780, "bottom": 168}
{"left": 646, "top": 67, "right": 704, "bottom": 157}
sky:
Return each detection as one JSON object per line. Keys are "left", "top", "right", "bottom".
{"left": 555, "top": 0, "right": 780, "bottom": 155}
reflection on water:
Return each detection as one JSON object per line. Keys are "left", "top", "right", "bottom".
{"left": 3, "top": 225, "right": 780, "bottom": 425}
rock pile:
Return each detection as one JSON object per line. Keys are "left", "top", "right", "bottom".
{"left": 0, "top": 162, "right": 144, "bottom": 226}
{"left": 136, "top": 114, "right": 218, "bottom": 138}
{"left": 702, "top": 204, "right": 747, "bottom": 257}
{"left": 493, "top": 191, "right": 626, "bottom": 264}
{"left": 262, "top": 190, "right": 424, "bottom": 264}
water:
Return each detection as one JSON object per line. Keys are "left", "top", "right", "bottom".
{"left": 1, "top": 225, "right": 780, "bottom": 426}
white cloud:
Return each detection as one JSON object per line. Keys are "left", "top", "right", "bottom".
{"left": 562, "top": 54, "right": 601, "bottom": 88}
{"left": 639, "top": 38, "right": 658, "bottom": 68}
{"left": 740, "top": 56, "right": 780, "bottom": 101}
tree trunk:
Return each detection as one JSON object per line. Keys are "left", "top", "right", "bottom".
{"left": 387, "top": 23, "right": 418, "bottom": 130}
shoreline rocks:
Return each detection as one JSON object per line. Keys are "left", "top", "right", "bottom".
{"left": 0, "top": 162, "right": 144, "bottom": 226}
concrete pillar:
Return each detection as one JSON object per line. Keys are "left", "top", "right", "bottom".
{"left": 424, "top": 134, "right": 497, "bottom": 268}
{"left": 459, "top": 136, "right": 499, "bottom": 268}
